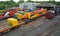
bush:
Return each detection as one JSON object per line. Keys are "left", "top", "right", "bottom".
{"left": 0, "top": 10, "right": 5, "bottom": 13}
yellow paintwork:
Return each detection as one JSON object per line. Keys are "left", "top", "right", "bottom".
{"left": 13, "top": 8, "right": 47, "bottom": 20}
{"left": 7, "top": 18, "right": 18, "bottom": 28}
{"left": 14, "top": 12, "right": 37, "bottom": 20}
{"left": 15, "top": 13, "right": 23, "bottom": 19}
{"left": 27, "top": 13, "right": 37, "bottom": 19}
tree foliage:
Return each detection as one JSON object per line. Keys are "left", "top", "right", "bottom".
{"left": 0, "top": 1, "right": 19, "bottom": 10}
{"left": 0, "top": 0, "right": 60, "bottom": 10}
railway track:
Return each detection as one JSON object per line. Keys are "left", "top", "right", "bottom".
{"left": 35, "top": 21, "right": 60, "bottom": 36}
{"left": 0, "top": 14, "right": 60, "bottom": 36}
{"left": 34, "top": 15, "right": 60, "bottom": 36}
{"left": 17, "top": 14, "right": 60, "bottom": 36}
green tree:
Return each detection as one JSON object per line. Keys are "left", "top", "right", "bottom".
{"left": 18, "top": 0, "right": 24, "bottom": 3}
{"left": 0, "top": 0, "right": 19, "bottom": 10}
{"left": 27, "top": 0, "right": 31, "bottom": 2}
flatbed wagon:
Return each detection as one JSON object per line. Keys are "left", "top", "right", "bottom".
{"left": 0, "top": 19, "right": 26, "bottom": 35}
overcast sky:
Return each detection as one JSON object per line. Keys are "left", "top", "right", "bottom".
{"left": 0, "top": 0, "right": 60, "bottom": 2}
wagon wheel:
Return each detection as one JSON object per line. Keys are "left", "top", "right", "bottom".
{"left": 30, "top": 18, "right": 36, "bottom": 22}
{"left": 0, "top": 33, "right": 2, "bottom": 36}
{"left": 22, "top": 18, "right": 30, "bottom": 24}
